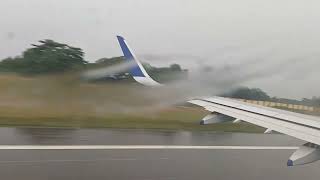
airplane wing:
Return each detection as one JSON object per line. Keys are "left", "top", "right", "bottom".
{"left": 116, "top": 35, "right": 320, "bottom": 166}
{"left": 188, "top": 97, "right": 320, "bottom": 166}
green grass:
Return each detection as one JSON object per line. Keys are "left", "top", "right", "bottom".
{"left": 0, "top": 74, "right": 266, "bottom": 132}
{"left": 0, "top": 109, "right": 264, "bottom": 133}
{"left": 0, "top": 109, "right": 265, "bottom": 133}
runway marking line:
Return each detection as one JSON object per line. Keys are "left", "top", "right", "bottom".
{"left": 0, "top": 158, "right": 170, "bottom": 164}
{"left": 0, "top": 145, "right": 299, "bottom": 150}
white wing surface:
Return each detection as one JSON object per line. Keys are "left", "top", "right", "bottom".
{"left": 189, "top": 96, "right": 320, "bottom": 166}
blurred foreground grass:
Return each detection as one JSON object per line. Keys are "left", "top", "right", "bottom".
{"left": 0, "top": 74, "right": 264, "bottom": 132}
{"left": 0, "top": 107, "right": 264, "bottom": 132}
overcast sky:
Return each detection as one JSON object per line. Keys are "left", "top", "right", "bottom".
{"left": 1, "top": 0, "right": 320, "bottom": 99}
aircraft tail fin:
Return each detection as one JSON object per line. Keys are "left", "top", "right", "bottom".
{"left": 116, "top": 36, "right": 162, "bottom": 86}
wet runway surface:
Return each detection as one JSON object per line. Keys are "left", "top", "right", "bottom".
{"left": 0, "top": 128, "right": 303, "bottom": 145}
{"left": 0, "top": 128, "right": 319, "bottom": 180}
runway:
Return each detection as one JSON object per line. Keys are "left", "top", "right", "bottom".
{"left": 0, "top": 128, "right": 318, "bottom": 180}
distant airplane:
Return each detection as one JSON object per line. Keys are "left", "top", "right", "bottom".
{"left": 117, "top": 35, "right": 320, "bottom": 166}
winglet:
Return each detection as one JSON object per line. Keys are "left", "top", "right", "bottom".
{"left": 116, "top": 36, "right": 162, "bottom": 86}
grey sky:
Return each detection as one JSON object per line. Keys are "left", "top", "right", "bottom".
{"left": 1, "top": 0, "right": 320, "bottom": 98}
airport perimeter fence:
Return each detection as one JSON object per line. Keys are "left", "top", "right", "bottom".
{"left": 235, "top": 99, "right": 318, "bottom": 112}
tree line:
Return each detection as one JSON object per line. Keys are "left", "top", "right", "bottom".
{"left": 0, "top": 39, "right": 187, "bottom": 83}
{"left": 1, "top": 39, "right": 319, "bottom": 106}
{"left": 0, "top": 40, "right": 87, "bottom": 74}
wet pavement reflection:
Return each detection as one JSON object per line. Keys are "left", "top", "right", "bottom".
{"left": 0, "top": 127, "right": 303, "bottom": 146}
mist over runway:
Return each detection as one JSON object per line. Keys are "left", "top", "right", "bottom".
{"left": 0, "top": 128, "right": 318, "bottom": 180}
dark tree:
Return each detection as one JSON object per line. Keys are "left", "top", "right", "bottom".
{"left": 223, "top": 87, "right": 270, "bottom": 101}
{"left": 170, "top": 64, "right": 182, "bottom": 71}
{"left": 0, "top": 40, "right": 87, "bottom": 74}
